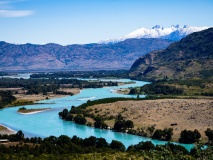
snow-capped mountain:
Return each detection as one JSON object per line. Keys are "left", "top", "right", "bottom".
{"left": 102, "top": 25, "right": 210, "bottom": 43}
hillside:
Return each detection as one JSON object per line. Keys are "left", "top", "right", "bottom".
{"left": 129, "top": 28, "right": 213, "bottom": 80}
{"left": 0, "top": 39, "right": 172, "bottom": 71}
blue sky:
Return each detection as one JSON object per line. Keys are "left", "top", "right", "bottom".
{"left": 0, "top": 0, "right": 213, "bottom": 45}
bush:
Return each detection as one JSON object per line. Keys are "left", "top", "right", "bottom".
{"left": 179, "top": 129, "right": 201, "bottom": 144}
{"left": 128, "top": 141, "right": 155, "bottom": 151}
{"left": 73, "top": 114, "right": 87, "bottom": 125}
{"left": 110, "top": 140, "right": 125, "bottom": 151}
{"left": 152, "top": 128, "right": 173, "bottom": 141}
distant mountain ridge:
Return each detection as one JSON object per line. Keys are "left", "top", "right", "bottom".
{"left": 0, "top": 38, "right": 173, "bottom": 71}
{"left": 129, "top": 28, "right": 213, "bottom": 80}
{"left": 103, "top": 25, "right": 209, "bottom": 43}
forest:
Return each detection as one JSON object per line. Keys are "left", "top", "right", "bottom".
{"left": 29, "top": 70, "right": 129, "bottom": 79}
{"left": 0, "top": 130, "right": 212, "bottom": 159}
{"left": 0, "top": 91, "right": 16, "bottom": 108}
{"left": 128, "top": 78, "right": 213, "bottom": 97}
{"left": 0, "top": 78, "right": 118, "bottom": 108}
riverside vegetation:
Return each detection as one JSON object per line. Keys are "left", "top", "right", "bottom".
{"left": 0, "top": 130, "right": 213, "bottom": 159}
{"left": 0, "top": 76, "right": 120, "bottom": 108}
{"left": 58, "top": 98, "right": 213, "bottom": 144}
{"left": 29, "top": 70, "right": 129, "bottom": 79}
{"left": 129, "top": 78, "right": 213, "bottom": 97}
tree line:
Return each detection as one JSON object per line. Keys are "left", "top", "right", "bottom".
{"left": 30, "top": 70, "right": 129, "bottom": 79}
{"left": 0, "top": 91, "right": 16, "bottom": 108}
{"left": 0, "top": 78, "right": 118, "bottom": 98}
{"left": 129, "top": 83, "right": 183, "bottom": 95}
{"left": 0, "top": 130, "right": 212, "bottom": 159}
{"left": 58, "top": 105, "right": 213, "bottom": 145}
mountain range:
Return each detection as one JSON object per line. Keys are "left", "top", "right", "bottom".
{"left": 0, "top": 25, "right": 210, "bottom": 71}
{"left": 103, "top": 25, "right": 209, "bottom": 43}
{"left": 129, "top": 28, "right": 213, "bottom": 80}
{"left": 0, "top": 38, "right": 172, "bottom": 71}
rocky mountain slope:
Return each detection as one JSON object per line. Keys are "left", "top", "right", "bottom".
{"left": 103, "top": 25, "right": 209, "bottom": 43}
{"left": 0, "top": 38, "right": 172, "bottom": 71}
{"left": 129, "top": 28, "right": 213, "bottom": 80}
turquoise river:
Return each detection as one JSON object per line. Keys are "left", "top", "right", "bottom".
{"left": 0, "top": 74, "right": 194, "bottom": 151}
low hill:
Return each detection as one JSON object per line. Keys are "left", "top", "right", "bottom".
{"left": 0, "top": 38, "right": 172, "bottom": 71}
{"left": 129, "top": 28, "right": 213, "bottom": 80}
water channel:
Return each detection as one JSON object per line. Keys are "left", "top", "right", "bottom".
{"left": 0, "top": 74, "right": 194, "bottom": 151}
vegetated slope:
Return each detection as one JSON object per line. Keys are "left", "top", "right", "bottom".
{"left": 0, "top": 38, "right": 172, "bottom": 71}
{"left": 129, "top": 28, "right": 213, "bottom": 80}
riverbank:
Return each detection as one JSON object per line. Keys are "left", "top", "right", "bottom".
{"left": 85, "top": 98, "right": 213, "bottom": 142}
{"left": 0, "top": 124, "right": 16, "bottom": 135}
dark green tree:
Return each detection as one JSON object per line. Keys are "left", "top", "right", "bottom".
{"left": 16, "top": 130, "right": 24, "bottom": 141}
{"left": 65, "top": 113, "right": 74, "bottom": 121}
{"left": 129, "top": 141, "right": 155, "bottom": 151}
{"left": 96, "top": 138, "right": 109, "bottom": 148}
{"left": 110, "top": 140, "right": 125, "bottom": 151}
{"left": 83, "top": 136, "right": 97, "bottom": 147}
{"left": 58, "top": 108, "right": 69, "bottom": 119}
{"left": 179, "top": 129, "right": 201, "bottom": 144}
{"left": 114, "top": 120, "right": 126, "bottom": 131}
{"left": 125, "top": 120, "right": 134, "bottom": 129}
{"left": 94, "top": 117, "right": 108, "bottom": 129}
{"left": 73, "top": 114, "right": 87, "bottom": 125}
{"left": 152, "top": 128, "right": 173, "bottom": 141}
{"left": 205, "top": 128, "right": 213, "bottom": 144}
{"left": 164, "top": 128, "right": 173, "bottom": 141}
{"left": 152, "top": 129, "right": 164, "bottom": 140}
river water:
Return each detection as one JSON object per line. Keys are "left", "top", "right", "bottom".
{"left": 0, "top": 75, "right": 194, "bottom": 150}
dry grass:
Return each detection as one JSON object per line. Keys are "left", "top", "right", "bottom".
{"left": 0, "top": 125, "right": 7, "bottom": 131}
{"left": 14, "top": 88, "right": 80, "bottom": 102}
{"left": 86, "top": 99, "right": 213, "bottom": 142}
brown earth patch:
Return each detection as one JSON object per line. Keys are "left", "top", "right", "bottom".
{"left": 14, "top": 88, "right": 80, "bottom": 102}
{"left": 86, "top": 99, "right": 213, "bottom": 142}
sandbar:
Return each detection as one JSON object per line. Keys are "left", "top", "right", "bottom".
{"left": 18, "top": 108, "right": 51, "bottom": 115}
{"left": 0, "top": 124, "right": 16, "bottom": 135}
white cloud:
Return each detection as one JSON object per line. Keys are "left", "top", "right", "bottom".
{"left": 0, "top": 9, "right": 33, "bottom": 17}
{"left": 0, "top": 0, "right": 34, "bottom": 18}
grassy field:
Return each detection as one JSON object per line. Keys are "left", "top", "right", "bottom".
{"left": 84, "top": 99, "right": 213, "bottom": 142}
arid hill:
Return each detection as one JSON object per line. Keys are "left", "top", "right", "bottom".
{"left": 0, "top": 38, "right": 172, "bottom": 71}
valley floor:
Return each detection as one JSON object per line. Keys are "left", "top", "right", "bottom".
{"left": 14, "top": 88, "right": 81, "bottom": 102}
{"left": 86, "top": 98, "right": 213, "bottom": 142}
{"left": 0, "top": 87, "right": 80, "bottom": 104}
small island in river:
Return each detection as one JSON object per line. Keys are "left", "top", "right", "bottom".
{"left": 18, "top": 107, "right": 51, "bottom": 114}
